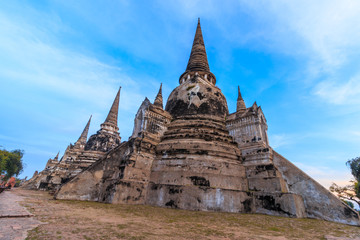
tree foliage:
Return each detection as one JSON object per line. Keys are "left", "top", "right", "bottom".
{"left": 345, "top": 200, "right": 355, "bottom": 209}
{"left": 330, "top": 181, "right": 360, "bottom": 206}
{"left": 347, "top": 157, "right": 360, "bottom": 197}
{"left": 330, "top": 156, "right": 360, "bottom": 208}
{"left": 0, "top": 149, "right": 24, "bottom": 181}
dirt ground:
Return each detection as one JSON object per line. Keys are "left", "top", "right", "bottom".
{"left": 12, "top": 189, "right": 360, "bottom": 240}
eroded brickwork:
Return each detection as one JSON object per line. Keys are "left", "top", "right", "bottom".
{"left": 57, "top": 87, "right": 171, "bottom": 204}
{"left": 23, "top": 89, "right": 122, "bottom": 192}
{"left": 42, "top": 19, "right": 360, "bottom": 225}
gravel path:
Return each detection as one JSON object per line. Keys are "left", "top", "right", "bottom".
{"left": 0, "top": 190, "right": 41, "bottom": 240}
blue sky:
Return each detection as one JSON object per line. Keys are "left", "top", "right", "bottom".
{"left": 1, "top": 0, "right": 360, "bottom": 188}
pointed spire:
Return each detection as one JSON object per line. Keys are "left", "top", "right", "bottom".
{"left": 236, "top": 86, "right": 246, "bottom": 112}
{"left": 186, "top": 18, "right": 210, "bottom": 73}
{"left": 100, "top": 87, "right": 121, "bottom": 134}
{"left": 104, "top": 87, "right": 121, "bottom": 127}
{"left": 75, "top": 115, "right": 92, "bottom": 148}
{"left": 54, "top": 151, "right": 59, "bottom": 161}
{"left": 60, "top": 145, "right": 70, "bottom": 162}
{"left": 153, "top": 83, "right": 163, "bottom": 108}
{"left": 179, "top": 19, "right": 216, "bottom": 85}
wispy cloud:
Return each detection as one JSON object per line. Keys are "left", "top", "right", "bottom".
{"left": 314, "top": 75, "right": 360, "bottom": 105}
{"left": 161, "top": 1, "right": 360, "bottom": 105}
{"left": 0, "top": 4, "right": 148, "bottom": 177}
{"left": 352, "top": 131, "right": 360, "bottom": 137}
{"left": 241, "top": 1, "right": 360, "bottom": 106}
{"left": 269, "top": 134, "right": 295, "bottom": 149}
{"left": 0, "top": 10, "right": 140, "bottom": 108}
{"left": 294, "top": 162, "right": 354, "bottom": 188}
{"left": 243, "top": 1, "right": 360, "bottom": 69}
{"left": 0, "top": 5, "right": 151, "bottom": 136}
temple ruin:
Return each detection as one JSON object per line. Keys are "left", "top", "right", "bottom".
{"left": 26, "top": 19, "right": 360, "bottom": 226}
{"left": 22, "top": 89, "right": 121, "bottom": 191}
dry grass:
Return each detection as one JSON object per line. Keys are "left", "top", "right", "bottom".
{"left": 13, "top": 189, "right": 360, "bottom": 240}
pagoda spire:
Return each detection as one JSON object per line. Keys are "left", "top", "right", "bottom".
{"left": 100, "top": 87, "right": 121, "bottom": 134}
{"left": 236, "top": 86, "right": 246, "bottom": 112}
{"left": 179, "top": 18, "right": 216, "bottom": 85}
{"left": 186, "top": 18, "right": 210, "bottom": 73}
{"left": 74, "top": 115, "right": 92, "bottom": 148}
{"left": 153, "top": 83, "right": 163, "bottom": 108}
{"left": 104, "top": 87, "right": 121, "bottom": 126}
{"left": 54, "top": 151, "right": 60, "bottom": 161}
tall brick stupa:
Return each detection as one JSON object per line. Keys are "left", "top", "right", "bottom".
{"left": 33, "top": 19, "right": 359, "bottom": 226}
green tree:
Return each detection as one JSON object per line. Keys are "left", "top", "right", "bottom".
{"left": 330, "top": 156, "right": 360, "bottom": 207}
{"left": 344, "top": 200, "right": 355, "bottom": 209}
{"left": 0, "top": 149, "right": 24, "bottom": 181}
{"left": 347, "top": 157, "right": 360, "bottom": 197}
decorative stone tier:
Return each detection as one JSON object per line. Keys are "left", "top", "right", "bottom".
{"left": 85, "top": 131, "right": 121, "bottom": 152}
{"left": 147, "top": 184, "right": 252, "bottom": 213}
{"left": 179, "top": 71, "right": 216, "bottom": 86}
{"left": 36, "top": 150, "right": 106, "bottom": 191}
{"left": 226, "top": 102, "right": 268, "bottom": 150}
{"left": 56, "top": 137, "right": 158, "bottom": 204}
{"left": 147, "top": 113, "right": 248, "bottom": 211}
{"left": 56, "top": 100, "right": 171, "bottom": 204}
{"left": 166, "top": 75, "right": 228, "bottom": 119}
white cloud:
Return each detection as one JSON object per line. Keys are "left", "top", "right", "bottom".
{"left": 0, "top": 5, "right": 150, "bottom": 178}
{"left": 0, "top": 11, "right": 139, "bottom": 108}
{"left": 162, "top": 1, "right": 360, "bottom": 106}
{"left": 269, "top": 134, "right": 294, "bottom": 149}
{"left": 314, "top": 75, "right": 360, "bottom": 105}
{"left": 294, "top": 162, "right": 354, "bottom": 188}
{"left": 352, "top": 131, "right": 360, "bottom": 137}
{"left": 239, "top": 0, "right": 360, "bottom": 109}
{"left": 0, "top": 7, "right": 151, "bottom": 136}
{"left": 243, "top": 0, "right": 360, "bottom": 69}
{"left": 285, "top": 1, "right": 360, "bottom": 69}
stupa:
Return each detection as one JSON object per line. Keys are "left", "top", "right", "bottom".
{"left": 51, "top": 19, "right": 358, "bottom": 225}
